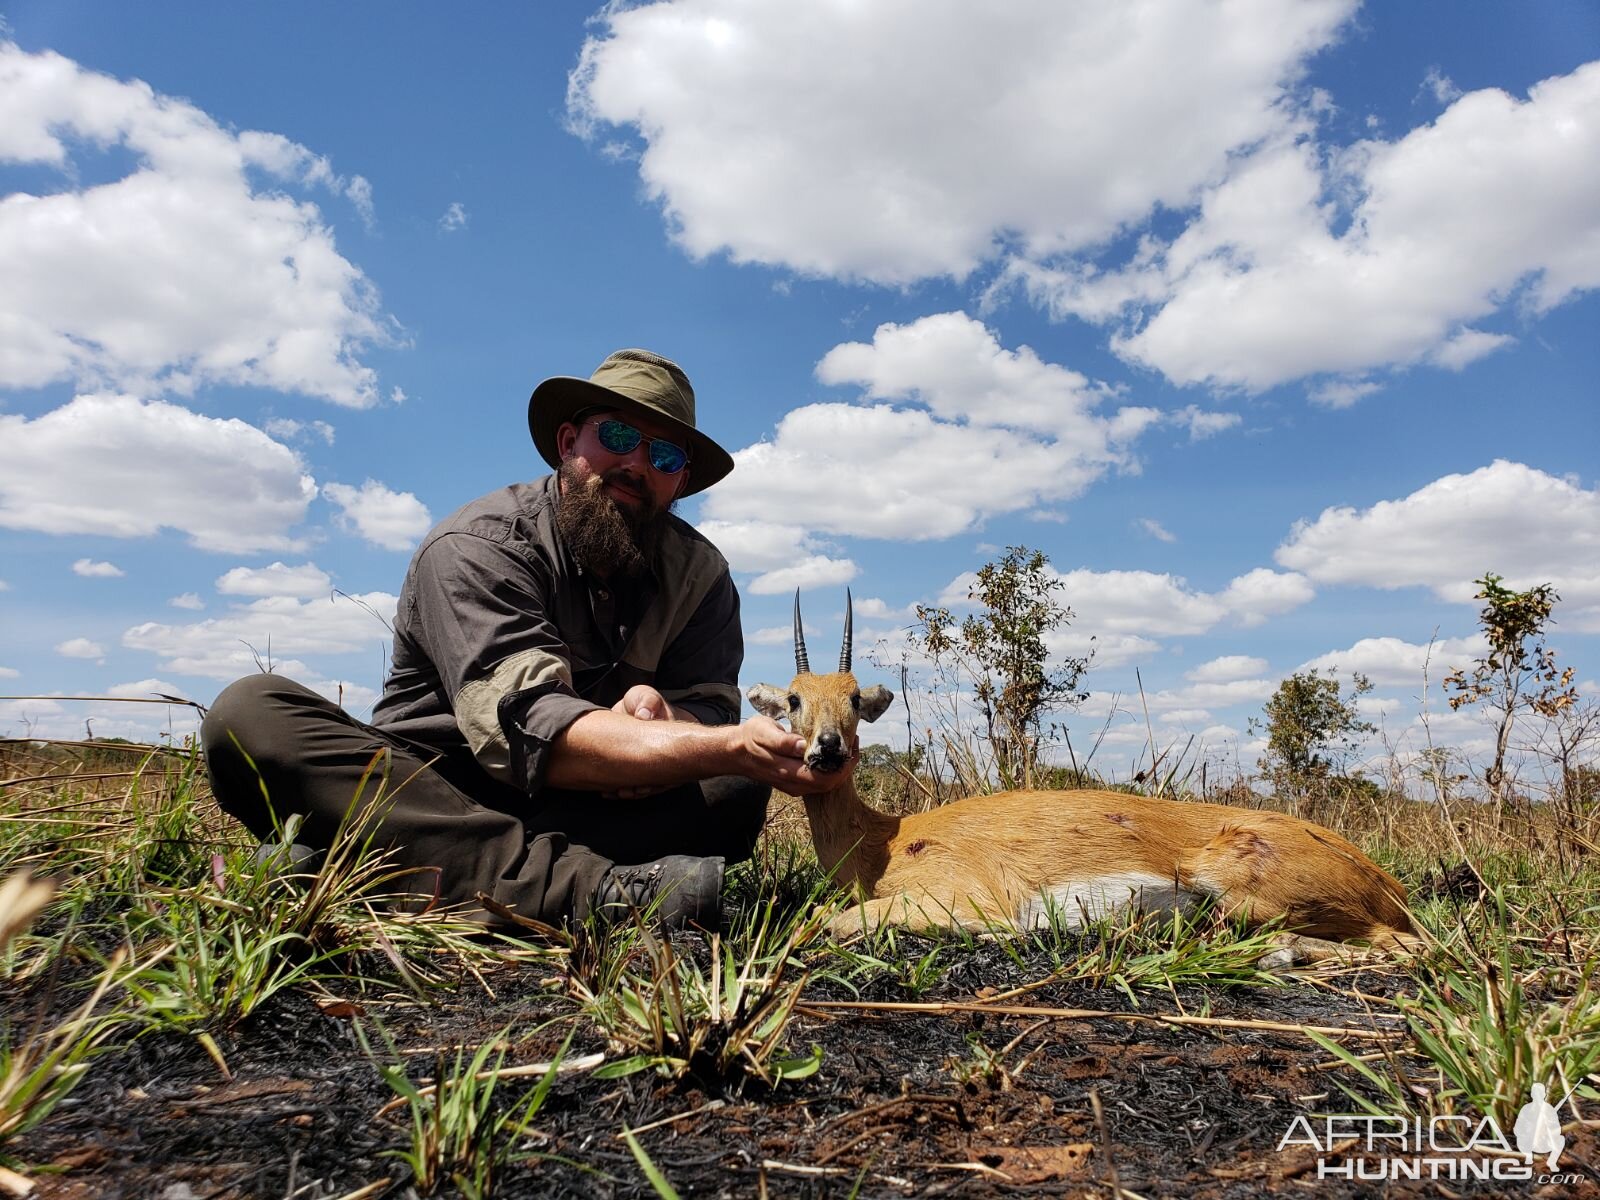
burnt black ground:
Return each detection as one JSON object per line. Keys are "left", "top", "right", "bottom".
{"left": 12, "top": 936, "right": 1595, "bottom": 1199}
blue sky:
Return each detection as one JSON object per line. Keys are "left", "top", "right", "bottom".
{"left": 1, "top": 1, "right": 1596, "bottom": 784}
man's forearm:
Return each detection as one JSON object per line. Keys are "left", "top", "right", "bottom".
{"left": 544, "top": 709, "right": 733, "bottom": 791}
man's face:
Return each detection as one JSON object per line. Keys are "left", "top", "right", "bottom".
{"left": 554, "top": 408, "right": 688, "bottom": 578}
{"left": 556, "top": 409, "right": 688, "bottom": 519}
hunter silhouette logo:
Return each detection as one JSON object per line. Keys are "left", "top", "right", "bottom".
{"left": 1513, "top": 1083, "right": 1564, "bottom": 1170}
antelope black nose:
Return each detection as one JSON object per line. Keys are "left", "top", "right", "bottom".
{"left": 817, "top": 732, "right": 843, "bottom": 754}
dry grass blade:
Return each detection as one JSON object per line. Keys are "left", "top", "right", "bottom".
{"left": 474, "top": 892, "right": 564, "bottom": 937}
{"left": 372, "top": 1052, "right": 605, "bottom": 1119}
{"left": 0, "top": 1163, "right": 37, "bottom": 1198}
{"left": 802, "top": 998, "right": 1402, "bottom": 1041}
{"left": 0, "top": 695, "right": 200, "bottom": 707}
{"left": 0, "top": 876, "right": 55, "bottom": 955}
{"left": 611, "top": 1099, "right": 725, "bottom": 1140}
{"left": 1, "top": 772, "right": 143, "bottom": 788}
{"left": 758, "top": 1159, "right": 849, "bottom": 1177}
{"left": 0, "top": 739, "right": 192, "bottom": 757}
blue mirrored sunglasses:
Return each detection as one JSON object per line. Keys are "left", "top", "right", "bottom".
{"left": 591, "top": 418, "right": 690, "bottom": 475}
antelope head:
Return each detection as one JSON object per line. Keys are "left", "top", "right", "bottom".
{"left": 748, "top": 590, "right": 895, "bottom": 774}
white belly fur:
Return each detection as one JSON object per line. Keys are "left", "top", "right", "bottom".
{"left": 1015, "top": 872, "right": 1203, "bottom": 930}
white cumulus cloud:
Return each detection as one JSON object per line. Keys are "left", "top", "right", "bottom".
{"left": 1307, "top": 379, "right": 1383, "bottom": 410}
{"left": 1052, "top": 630, "right": 1162, "bottom": 671}
{"left": 169, "top": 593, "right": 205, "bottom": 610}
{"left": 0, "top": 393, "right": 317, "bottom": 552}
{"left": 939, "top": 564, "right": 1313, "bottom": 643}
{"left": 263, "top": 418, "right": 337, "bottom": 445}
{"left": 1422, "top": 66, "right": 1462, "bottom": 106}
{"left": 704, "top": 313, "right": 1158, "bottom": 541}
{"left": 1081, "top": 672, "right": 1279, "bottom": 729}
{"left": 56, "top": 636, "right": 104, "bottom": 659}
{"left": 1054, "top": 570, "right": 1224, "bottom": 637}
{"left": 1137, "top": 518, "right": 1176, "bottom": 543}
{"left": 696, "top": 520, "right": 816, "bottom": 571}
{"left": 215, "top": 562, "right": 333, "bottom": 599}
{"left": 1064, "top": 567, "right": 1312, "bottom": 636}
{"left": 747, "top": 624, "right": 800, "bottom": 647}
{"left": 123, "top": 591, "right": 396, "bottom": 681}
{"left": 0, "top": 696, "right": 66, "bottom": 735}
{"left": 1023, "top": 62, "right": 1600, "bottom": 392}
{"left": 1187, "top": 655, "right": 1270, "bottom": 683}
{"left": 0, "top": 41, "right": 394, "bottom": 405}
{"left": 695, "top": 519, "right": 859, "bottom": 594}
{"left": 1171, "top": 406, "right": 1243, "bottom": 440}
{"left": 1217, "top": 568, "right": 1317, "bottom": 628}
{"left": 1297, "top": 635, "right": 1488, "bottom": 688}
{"left": 1275, "top": 460, "right": 1600, "bottom": 631}
{"left": 72, "top": 558, "right": 124, "bottom": 578}
{"left": 323, "top": 480, "right": 431, "bottom": 551}
{"left": 748, "top": 556, "right": 858, "bottom": 596}
{"left": 107, "top": 677, "right": 189, "bottom": 701}
{"left": 568, "top": 0, "right": 1354, "bottom": 284}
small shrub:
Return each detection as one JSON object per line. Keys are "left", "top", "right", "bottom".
{"left": 582, "top": 903, "right": 826, "bottom": 1093}
{"left": 360, "top": 1020, "right": 572, "bottom": 1199}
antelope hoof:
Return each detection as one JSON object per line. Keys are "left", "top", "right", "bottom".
{"left": 826, "top": 910, "right": 875, "bottom": 941}
{"left": 1258, "top": 932, "right": 1378, "bottom": 969}
{"left": 1256, "top": 945, "right": 1298, "bottom": 970}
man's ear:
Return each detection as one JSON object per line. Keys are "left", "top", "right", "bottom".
{"left": 746, "top": 684, "right": 789, "bottom": 722}
{"left": 555, "top": 422, "right": 579, "bottom": 460}
{"left": 859, "top": 685, "right": 895, "bottom": 723}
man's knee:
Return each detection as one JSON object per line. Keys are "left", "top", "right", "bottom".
{"left": 204, "top": 675, "right": 295, "bottom": 767}
{"left": 201, "top": 674, "right": 331, "bottom": 834}
{"left": 205, "top": 670, "right": 343, "bottom": 745}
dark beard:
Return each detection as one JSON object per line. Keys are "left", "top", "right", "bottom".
{"left": 556, "top": 460, "right": 670, "bottom": 580}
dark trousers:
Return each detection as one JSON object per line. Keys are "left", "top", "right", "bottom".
{"left": 200, "top": 674, "right": 769, "bottom": 926}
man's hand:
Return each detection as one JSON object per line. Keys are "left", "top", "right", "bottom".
{"left": 547, "top": 707, "right": 857, "bottom": 798}
{"left": 612, "top": 685, "right": 680, "bottom": 723}
{"left": 727, "top": 715, "right": 859, "bottom": 796}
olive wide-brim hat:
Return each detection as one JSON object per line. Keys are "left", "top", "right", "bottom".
{"left": 527, "top": 348, "right": 735, "bottom": 497}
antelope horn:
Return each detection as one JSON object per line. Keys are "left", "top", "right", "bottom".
{"left": 839, "top": 587, "right": 853, "bottom": 673}
{"left": 793, "top": 590, "right": 811, "bottom": 674}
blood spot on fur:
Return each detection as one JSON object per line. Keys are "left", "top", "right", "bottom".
{"left": 1104, "top": 812, "right": 1133, "bottom": 828}
{"left": 905, "top": 839, "right": 928, "bottom": 856}
{"left": 1216, "top": 825, "right": 1277, "bottom": 866}
{"left": 1233, "top": 830, "right": 1276, "bottom": 862}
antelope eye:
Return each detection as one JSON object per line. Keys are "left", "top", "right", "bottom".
{"left": 787, "top": 693, "right": 800, "bottom": 710}
{"left": 850, "top": 693, "right": 861, "bottom": 710}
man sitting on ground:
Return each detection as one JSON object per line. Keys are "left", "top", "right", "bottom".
{"left": 202, "top": 349, "right": 852, "bottom": 929}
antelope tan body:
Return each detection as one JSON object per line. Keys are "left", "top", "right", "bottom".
{"left": 799, "top": 776, "right": 1418, "bottom": 954}
{"left": 749, "top": 593, "right": 1418, "bottom": 962}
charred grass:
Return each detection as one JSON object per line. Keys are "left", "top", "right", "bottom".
{"left": 2, "top": 739, "right": 1598, "bottom": 1198}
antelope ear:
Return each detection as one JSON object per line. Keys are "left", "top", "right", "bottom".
{"left": 746, "top": 684, "right": 789, "bottom": 722}
{"left": 858, "top": 685, "right": 895, "bottom": 723}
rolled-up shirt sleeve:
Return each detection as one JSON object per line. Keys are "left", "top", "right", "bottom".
{"left": 653, "top": 572, "right": 744, "bottom": 726}
{"left": 408, "top": 534, "right": 599, "bottom": 793}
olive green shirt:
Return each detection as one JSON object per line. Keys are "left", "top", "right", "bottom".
{"left": 371, "top": 474, "right": 742, "bottom": 806}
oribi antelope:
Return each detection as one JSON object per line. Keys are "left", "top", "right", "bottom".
{"left": 748, "top": 593, "right": 1419, "bottom": 965}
